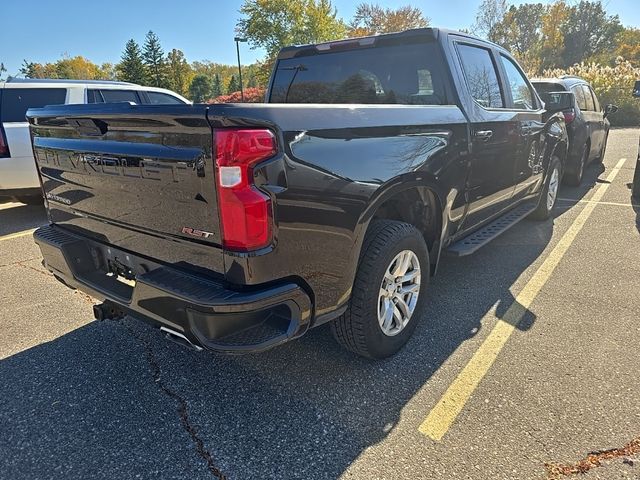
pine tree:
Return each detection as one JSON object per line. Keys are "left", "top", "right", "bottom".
{"left": 166, "top": 49, "right": 192, "bottom": 96}
{"left": 212, "top": 73, "right": 222, "bottom": 98}
{"left": 117, "top": 39, "right": 147, "bottom": 84}
{"left": 227, "top": 74, "right": 239, "bottom": 94}
{"left": 142, "top": 31, "right": 167, "bottom": 88}
{"left": 189, "top": 74, "right": 213, "bottom": 103}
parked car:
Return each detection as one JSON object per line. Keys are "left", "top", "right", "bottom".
{"left": 27, "top": 28, "right": 569, "bottom": 359}
{"left": 531, "top": 76, "right": 617, "bottom": 185}
{"left": 0, "top": 79, "right": 190, "bottom": 204}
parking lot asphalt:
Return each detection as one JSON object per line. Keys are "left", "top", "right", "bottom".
{"left": 1, "top": 128, "right": 639, "bottom": 480}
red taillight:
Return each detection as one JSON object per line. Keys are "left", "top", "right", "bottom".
{"left": 0, "top": 127, "right": 9, "bottom": 158}
{"left": 562, "top": 109, "right": 576, "bottom": 124}
{"left": 215, "top": 129, "right": 276, "bottom": 251}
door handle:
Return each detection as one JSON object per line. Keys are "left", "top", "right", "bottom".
{"left": 475, "top": 130, "right": 493, "bottom": 142}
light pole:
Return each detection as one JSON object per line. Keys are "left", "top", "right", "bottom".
{"left": 234, "top": 37, "right": 247, "bottom": 102}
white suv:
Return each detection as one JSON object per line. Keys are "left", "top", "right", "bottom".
{"left": 0, "top": 79, "right": 190, "bottom": 203}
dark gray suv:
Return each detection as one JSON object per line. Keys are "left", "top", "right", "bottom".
{"left": 532, "top": 76, "right": 617, "bottom": 185}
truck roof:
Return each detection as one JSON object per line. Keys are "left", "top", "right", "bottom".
{"left": 276, "top": 27, "right": 502, "bottom": 60}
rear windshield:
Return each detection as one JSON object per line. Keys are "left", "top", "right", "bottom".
{"left": 532, "top": 82, "right": 565, "bottom": 103}
{"left": 270, "top": 42, "right": 447, "bottom": 105}
{"left": 0, "top": 88, "right": 67, "bottom": 122}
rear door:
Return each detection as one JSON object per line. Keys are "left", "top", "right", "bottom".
{"left": 451, "top": 39, "right": 520, "bottom": 230}
{"left": 584, "top": 84, "right": 605, "bottom": 155}
{"left": 496, "top": 53, "right": 545, "bottom": 200}
{"left": 0, "top": 87, "right": 67, "bottom": 189}
{"left": 571, "top": 84, "right": 598, "bottom": 159}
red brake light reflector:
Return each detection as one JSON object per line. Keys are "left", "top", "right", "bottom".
{"left": 215, "top": 129, "right": 276, "bottom": 251}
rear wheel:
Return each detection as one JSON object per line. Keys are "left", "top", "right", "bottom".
{"left": 530, "top": 156, "right": 561, "bottom": 221}
{"left": 331, "top": 220, "right": 429, "bottom": 359}
{"left": 564, "top": 143, "right": 589, "bottom": 186}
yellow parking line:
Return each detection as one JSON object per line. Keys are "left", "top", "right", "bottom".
{"left": 419, "top": 157, "right": 627, "bottom": 441}
{"left": 0, "top": 229, "right": 36, "bottom": 242}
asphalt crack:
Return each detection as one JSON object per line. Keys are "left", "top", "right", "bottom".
{"left": 119, "top": 320, "right": 228, "bottom": 480}
{"left": 545, "top": 437, "right": 640, "bottom": 478}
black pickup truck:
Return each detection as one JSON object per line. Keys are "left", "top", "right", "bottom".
{"left": 28, "top": 28, "right": 568, "bottom": 359}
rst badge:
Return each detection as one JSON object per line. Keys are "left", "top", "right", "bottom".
{"left": 181, "top": 227, "right": 215, "bottom": 239}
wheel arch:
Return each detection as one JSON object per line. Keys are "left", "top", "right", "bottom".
{"left": 357, "top": 177, "right": 447, "bottom": 275}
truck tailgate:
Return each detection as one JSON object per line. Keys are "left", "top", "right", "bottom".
{"left": 28, "top": 104, "right": 225, "bottom": 274}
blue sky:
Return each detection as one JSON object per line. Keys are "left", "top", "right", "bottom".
{"left": 1, "top": 0, "right": 638, "bottom": 77}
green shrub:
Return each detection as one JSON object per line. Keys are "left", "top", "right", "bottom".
{"left": 544, "top": 57, "right": 640, "bottom": 126}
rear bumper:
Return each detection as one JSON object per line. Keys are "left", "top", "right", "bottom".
{"left": 34, "top": 225, "right": 312, "bottom": 353}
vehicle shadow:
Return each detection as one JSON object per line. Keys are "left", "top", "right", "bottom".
{"left": 0, "top": 179, "right": 598, "bottom": 479}
{"left": 0, "top": 202, "right": 47, "bottom": 237}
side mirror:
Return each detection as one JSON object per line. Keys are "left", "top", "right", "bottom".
{"left": 604, "top": 104, "right": 618, "bottom": 118}
{"left": 633, "top": 80, "right": 640, "bottom": 98}
{"left": 543, "top": 91, "right": 575, "bottom": 113}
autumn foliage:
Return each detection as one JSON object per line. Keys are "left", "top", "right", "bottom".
{"left": 209, "top": 87, "right": 267, "bottom": 104}
{"left": 544, "top": 57, "right": 640, "bottom": 126}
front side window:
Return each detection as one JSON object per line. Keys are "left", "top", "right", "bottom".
{"left": 457, "top": 44, "right": 503, "bottom": 108}
{"left": 581, "top": 85, "right": 595, "bottom": 111}
{"left": 0, "top": 88, "right": 67, "bottom": 122}
{"left": 500, "top": 55, "right": 534, "bottom": 110}
{"left": 589, "top": 86, "right": 601, "bottom": 111}
{"left": 571, "top": 85, "right": 587, "bottom": 111}
{"left": 270, "top": 41, "right": 447, "bottom": 105}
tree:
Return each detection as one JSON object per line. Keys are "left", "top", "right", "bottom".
{"left": 212, "top": 73, "right": 223, "bottom": 98}
{"left": 562, "top": 1, "right": 622, "bottom": 66}
{"left": 613, "top": 27, "right": 640, "bottom": 67}
{"left": 237, "top": 0, "right": 346, "bottom": 59}
{"left": 117, "top": 39, "right": 147, "bottom": 84}
{"left": 142, "top": 31, "right": 167, "bottom": 87}
{"left": 0, "top": 62, "right": 7, "bottom": 81}
{"left": 472, "top": 0, "right": 508, "bottom": 43}
{"left": 349, "top": 3, "right": 429, "bottom": 36}
{"left": 97, "top": 63, "right": 118, "bottom": 81}
{"left": 492, "top": 3, "right": 546, "bottom": 74}
{"left": 227, "top": 74, "right": 239, "bottom": 94}
{"left": 189, "top": 74, "right": 213, "bottom": 102}
{"left": 540, "top": 1, "right": 570, "bottom": 70}
{"left": 167, "top": 49, "right": 192, "bottom": 96}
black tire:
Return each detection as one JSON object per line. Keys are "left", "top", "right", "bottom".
{"left": 530, "top": 156, "right": 561, "bottom": 221}
{"left": 564, "top": 143, "right": 588, "bottom": 186}
{"left": 331, "top": 220, "right": 430, "bottom": 359}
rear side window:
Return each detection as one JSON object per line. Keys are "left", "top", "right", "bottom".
{"left": 456, "top": 44, "right": 503, "bottom": 108}
{"left": 270, "top": 42, "right": 447, "bottom": 105}
{"left": 88, "top": 89, "right": 141, "bottom": 104}
{"left": 146, "top": 91, "right": 184, "bottom": 104}
{"left": 0, "top": 88, "right": 67, "bottom": 122}
{"left": 499, "top": 54, "right": 534, "bottom": 110}
{"left": 571, "top": 85, "right": 587, "bottom": 111}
